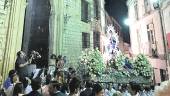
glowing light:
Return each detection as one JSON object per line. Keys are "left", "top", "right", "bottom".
{"left": 150, "top": 0, "right": 158, "bottom": 3}
{"left": 124, "top": 18, "right": 130, "bottom": 26}
{"left": 102, "top": 25, "right": 120, "bottom": 62}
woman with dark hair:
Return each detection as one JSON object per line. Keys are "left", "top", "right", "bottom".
{"left": 128, "top": 81, "right": 141, "bottom": 96}
{"left": 60, "top": 83, "right": 68, "bottom": 95}
{"left": 13, "top": 83, "right": 24, "bottom": 96}
{"left": 90, "top": 83, "right": 104, "bottom": 96}
{"left": 3, "top": 70, "right": 17, "bottom": 90}
{"left": 19, "top": 77, "right": 32, "bottom": 94}
{"left": 80, "top": 80, "right": 93, "bottom": 96}
{"left": 69, "top": 77, "right": 81, "bottom": 96}
{"left": 5, "top": 73, "right": 20, "bottom": 96}
{"left": 56, "top": 55, "right": 64, "bottom": 70}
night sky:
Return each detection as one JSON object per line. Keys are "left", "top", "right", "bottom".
{"left": 105, "top": 0, "right": 130, "bottom": 44}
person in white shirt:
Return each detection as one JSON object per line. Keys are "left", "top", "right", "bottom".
{"left": 105, "top": 84, "right": 116, "bottom": 96}
{"left": 19, "top": 77, "right": 32, "bottom": 94}
{"left": 154, "top": 81, "right": 170, "bottom": 96}
{"left": 5, "top": 74, "right": 19, "bottom": 96}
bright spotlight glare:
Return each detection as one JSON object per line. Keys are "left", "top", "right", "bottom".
{"left": 150, "top": 0, "right": 158, "bottom": 3}
{"left": 124, "top": 18, "right": 130, "bottom": 26}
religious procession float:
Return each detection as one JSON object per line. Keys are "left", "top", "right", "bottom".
{"left": 77, "top": 25, "right": 153, "bottom": 84}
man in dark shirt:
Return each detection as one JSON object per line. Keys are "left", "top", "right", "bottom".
{"left": 23, "top": 77, "right": 42, "bottom": 96}
{"left": 15, "top": 51, "right": 32, "bottom": 77}
{"left": 80, "top": 80, "right": 93, "bottom": 96}
{"left": 49, "top": 81, "right": 67, "bottom": 96}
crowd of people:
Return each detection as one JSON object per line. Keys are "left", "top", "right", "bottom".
{"left": 0, "top": 68, "right": 101, "bottom": 96}
{"left": 1, "top": 67, "right": 170, "bottom": 96}
{"left": 0, "top": 51, "right": 170, "bottom": 96}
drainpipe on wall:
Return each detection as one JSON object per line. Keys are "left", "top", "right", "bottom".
{"left": 159, "top": 9, "right": 170, "bottom": 80}
{"left": 154, "top": 4, "right": 169, "bottom": 80}
{"left": 161, "top": 9, "right": 169, "bottom": 80}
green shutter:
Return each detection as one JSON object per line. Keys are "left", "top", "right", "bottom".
{"left": 88, "top": 2, "right": 91, "bottom": 22}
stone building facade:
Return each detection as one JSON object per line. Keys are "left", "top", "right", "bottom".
{"left": 49, "top": 0, "right": 106, "bottom": 68}
{"left": 0, "top": 0, "right": 106, "bottom": 81}
{"left": 161, "top": 0, "right": 170, "bottom": 77}
{"left": 127, "top": 0, "right": 168, "bottom": 84}
{"left": 0, "top": 0, "right": 26, "bottom": 81}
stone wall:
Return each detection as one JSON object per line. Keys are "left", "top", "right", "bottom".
{"left": 127, "top": 0, "right": 168, "bottom": 83}
{"left": 62, "top": 0, "right": 94, "bottom": 67}
{"left": 0, "top": 0, "right": 8, "bottom": 76}
{"left": 0, "top": 0, "right": 26, "bottom": 81}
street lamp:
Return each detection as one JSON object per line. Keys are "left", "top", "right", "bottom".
{"left": 150, "top": 0, "right": 169, "bottom": 80}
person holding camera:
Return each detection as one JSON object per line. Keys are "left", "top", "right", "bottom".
{"left": 30, "top": 50, "right": 41, "bottom": 60}
{"left": 15, "top": 51, "right": 33, "bottom": 77}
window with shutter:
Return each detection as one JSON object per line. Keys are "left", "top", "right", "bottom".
{"left": 147, "top": 23, "right": 158, "bottom": 57}
{"left": 94, "top": 0, "right": 99, "bottom": 20}
{"left": 160, "top": 69, "right": 166, "bottom": 81}
{"left": 144, "top": 0, "right": 151, "bottom": 14}
{"left": 93, "top": 31, "right": 100, "bottom": 50}
{"left": 147, "top": 24, "right": 155, "bottom": 44}
{"left": 81, "top": 0, "right": 89, "bottom": 22}
{"left": 82, "top": 32, "right": 90, "bottom": 48}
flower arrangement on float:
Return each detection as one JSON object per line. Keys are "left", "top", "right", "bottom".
{"left": 78, "top": 48, "right": 153, "bottom": 83}
{"left": 108, "top": 53, "right": 153, "bottom": 83}
{"left": 132, "top": 54, "right": 153, "bottom": 78}
{"left": 78, "top": 48, "right": 105, "bottom": 80}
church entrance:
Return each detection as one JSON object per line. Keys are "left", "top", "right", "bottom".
{"left": 22, "top": 0, "right": 51, "bottom": 68}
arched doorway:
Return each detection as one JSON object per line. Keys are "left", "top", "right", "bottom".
{"left": 22, "top": 0, "right": 51, "bottom": 68}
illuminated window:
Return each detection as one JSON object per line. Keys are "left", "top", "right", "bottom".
{"left": 82, "top": 32, "right": 90, "bottom": 48}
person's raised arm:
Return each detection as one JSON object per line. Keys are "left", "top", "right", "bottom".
{"left": 18, "top": 61, "right": 30, "bottom": 68}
